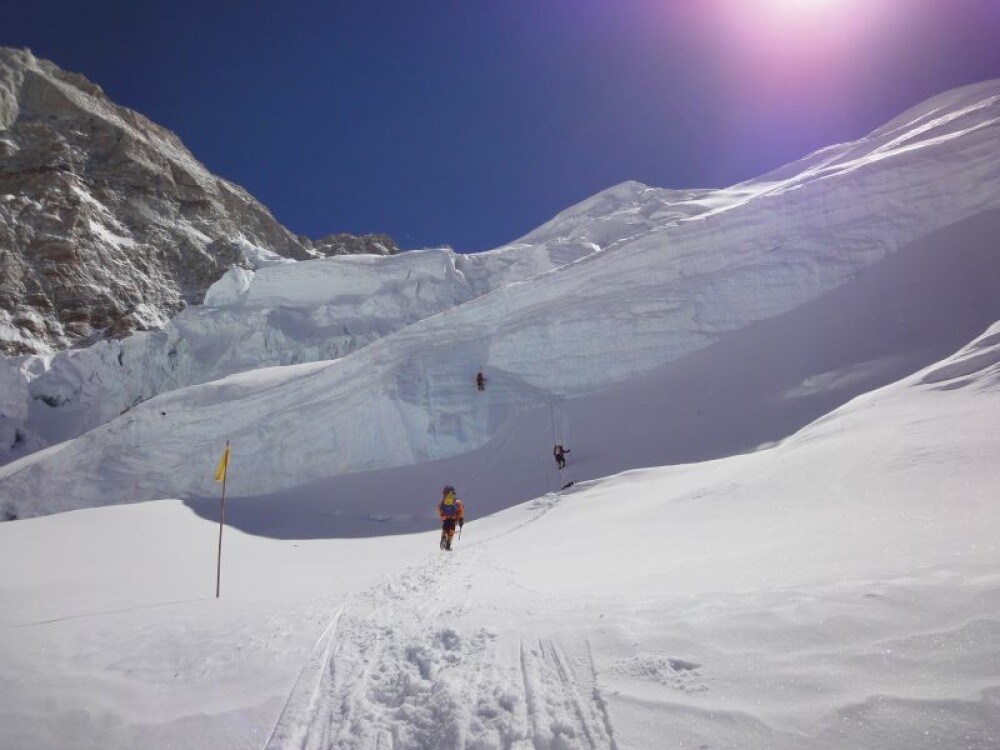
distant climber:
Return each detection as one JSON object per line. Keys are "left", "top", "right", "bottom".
{"left": 476, "top": 370, "right": 486, "bottom": 391}
{"left": 553, "top": 444, "right": 570, "bottom": 470}
{"left": 438, "top": 485, "right": 465, "bottom": 551}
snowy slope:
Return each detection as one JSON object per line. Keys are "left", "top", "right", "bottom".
{"left": 2, "top": 78, "right": 1000, "bottom": 750}
{"left": 2, "top": 320, "right": 998, "bottom": 749}
{"left": 2, "top": 80, "right": 1000, "bottom": 519}
{"left": 6, "top": 77, "right": 998, "bottom": 466}
{"left": 0, "top": 177, "right": 733, "bottom": 463}
{"left": 0, "top": 217, "right": 616, "bottom": 462}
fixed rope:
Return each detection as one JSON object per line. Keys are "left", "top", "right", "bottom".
{"left": 549, "top": 400, "right": 574, "bottom": 489}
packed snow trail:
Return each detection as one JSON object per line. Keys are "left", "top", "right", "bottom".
{"left": 266, "top": 496, "right": 616, "bottom": 750}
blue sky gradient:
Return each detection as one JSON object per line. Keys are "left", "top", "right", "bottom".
{"left": 6, "top": 0, "right": 1000, "bottom": 251}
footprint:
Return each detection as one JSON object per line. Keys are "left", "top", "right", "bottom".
{"left": 609, "top": 653, "right": 709, "bottom": 693}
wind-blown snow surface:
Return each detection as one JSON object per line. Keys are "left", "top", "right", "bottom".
{"left": 3, "top": 80, "right": 1000, "bottom": 515}
{"left": 2, "top": 325, "right": 999, "bottom": 749}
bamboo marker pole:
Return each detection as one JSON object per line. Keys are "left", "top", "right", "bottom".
{"left": 215, "top": 440, "right": 230, "bottom": 599}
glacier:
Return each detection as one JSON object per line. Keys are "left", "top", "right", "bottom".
{"left": 2, "top": 80, "right": 1000, "bottom": 519}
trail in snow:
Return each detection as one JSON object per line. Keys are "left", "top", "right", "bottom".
{"left": 266, "top": 495, "right": 616, "bottom": 750}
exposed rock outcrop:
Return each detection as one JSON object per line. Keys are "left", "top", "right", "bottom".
{"left": 0, "top": 47, "right": 396, "bottom": 355}
{"left": 314, "top": 232, "right": 399, "bottom": 257}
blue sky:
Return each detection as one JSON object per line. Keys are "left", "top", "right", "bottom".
{"left": 6, "top": 0, "right": 1000, "bottom": 251}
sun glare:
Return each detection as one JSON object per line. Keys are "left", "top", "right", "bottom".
{"left": 767, "top": 0, "right": 841, "bottom": 10}
{"left": 709, "top": 0, "right": 886, "bottom": 58}
{"left": 695, "top": 0, "right": 899, "bottom": 145}
{"left": 755, "top": 0, "right": 867, "bottom": 32}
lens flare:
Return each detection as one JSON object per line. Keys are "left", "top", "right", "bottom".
{"left": 682, "top": 0, "right": 904, "bottom": 178}
{"left": 714, "top": 0, "right": 881, "bottom": 54}
{"left": 704, "top": 0, "right": 900, "bottom": 85}
{"left": 765, "top": 0, "right": 843, "bottom": 13}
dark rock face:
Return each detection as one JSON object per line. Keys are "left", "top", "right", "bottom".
{"left": 313, "top": 232, "right": 399, "bottom": 257}
{"left": 0, "top": 48, "right": 397, "bottom": 355}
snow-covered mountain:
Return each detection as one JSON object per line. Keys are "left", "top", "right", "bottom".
{"left": 3, "top": 77, "right": 1000, "bottom": 750}
{"left": 0, "top": 47, "right": 397, "bottom": 356}
{"left": 2, "top": 79, "right": 1000, "bottom": 520}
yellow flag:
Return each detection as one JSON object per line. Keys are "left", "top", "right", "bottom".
{"left": 214, "top": 444, "right": 231, "bottom": 482}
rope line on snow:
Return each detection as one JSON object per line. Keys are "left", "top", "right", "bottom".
{"left": 465, "top": 403, "right": 531, "bottom": 491}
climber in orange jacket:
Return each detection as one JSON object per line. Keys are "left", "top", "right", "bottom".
{"left": 438, "top": 485, "right": 465, "bottom": 551}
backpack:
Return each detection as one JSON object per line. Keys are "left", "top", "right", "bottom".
{"left": 440, "top": 495, "right": 459, "bottom": 518}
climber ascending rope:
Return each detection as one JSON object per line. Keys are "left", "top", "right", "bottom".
{"left": 548, "top": 401, "right": 575, "bottom": 490}
{"left": 553, "top": 443, "right": 570, "bottom": 470}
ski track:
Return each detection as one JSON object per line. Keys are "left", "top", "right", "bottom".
{"left": 266, "top": 496, "right": 616, "bottom": 750}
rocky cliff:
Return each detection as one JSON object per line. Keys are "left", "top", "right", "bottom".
{"left": 0, "top": 47, "right": 396, "bottom": 355}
